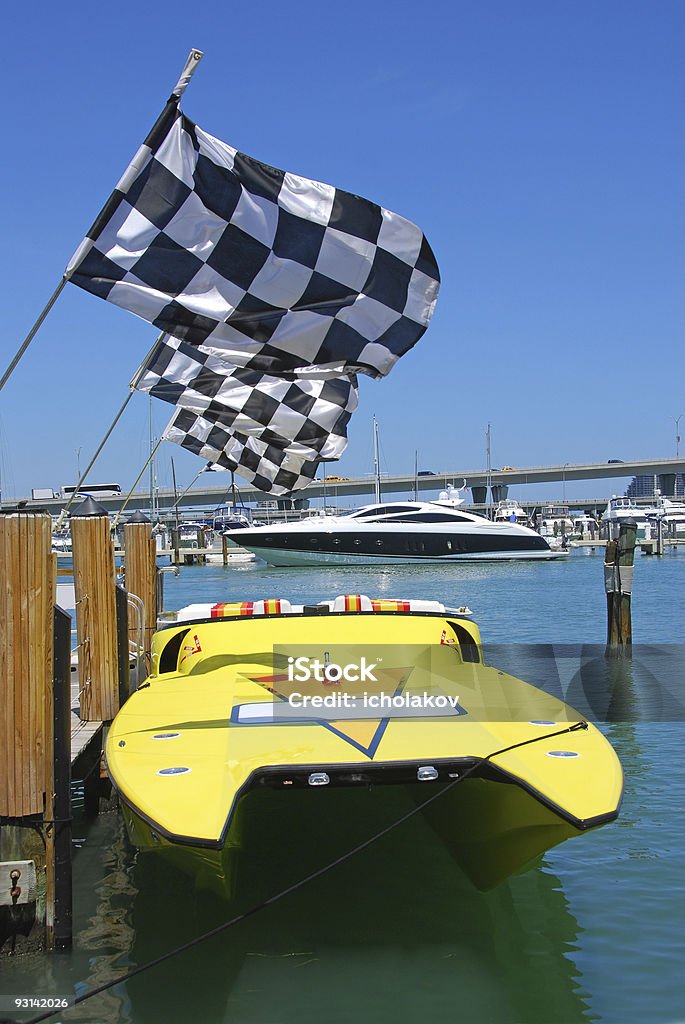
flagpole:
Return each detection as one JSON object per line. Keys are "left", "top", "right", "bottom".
{"left": 0, "top": 49, "right": 204, "bottom": 395}
{"left": 0, "top": 278, "right": 68, "bottom": 393}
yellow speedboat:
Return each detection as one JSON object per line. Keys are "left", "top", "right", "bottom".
{"left": 106, "top": 595, "right": 622, "bottom": 895}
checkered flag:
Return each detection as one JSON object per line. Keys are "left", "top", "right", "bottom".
{"left": 68, "top": 110, "right": 439, "bottom": 380}
{"left": 136, "top": 334, "right": 357, "bottom": 462}
{"left": 164, "top": 407, "right": 321, "bottom": 495}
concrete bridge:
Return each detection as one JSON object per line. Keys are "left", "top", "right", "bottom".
{"left": 17, "top": 456, "right": 685, "bottom": 515}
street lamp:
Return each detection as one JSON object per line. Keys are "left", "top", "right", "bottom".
{"left": 676, "top": 415, "right": 684, "bottom": 458}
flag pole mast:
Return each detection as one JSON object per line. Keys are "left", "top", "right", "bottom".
{"left": 0, "top": 48, "right": 204, "bottom": 395}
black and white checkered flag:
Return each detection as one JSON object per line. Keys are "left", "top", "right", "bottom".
{"left": 165, "top": 407, "right": 321, "bottom": 495}
{"left": 136, "top": 334, "right": 357, "bottom": 463}
{"left": 68, "top": 110, "right": 439, "bottom": 380}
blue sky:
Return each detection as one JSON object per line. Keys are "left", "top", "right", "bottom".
{"left": 0, "top": 0, "right": 682, "bottom": 504}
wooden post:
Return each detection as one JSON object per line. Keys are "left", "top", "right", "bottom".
{"left": 0, "top": 509, "right": 56, "bottom": 953}
{"left": 605, "top": 519, "right": 637, "bottom": 651}
{"left": 655, "top": 517, "right": 664, "bottom": 556}
{"left": 124, "top": 512, "right": 157, "bottom": 662}
{"left": 171, "top": 527, "right": 180, "bottom": 565}
{"left": 222, "top": 532, "right": 228, "bottom": 566}
{"left": 0, "top": 510, "right": 55, "bottom": 817}
{"left": 197, "top": 525, "right": 206, "bottom": 565}
{"left": 71, "top": 497, "right": 119, "bottom": 722}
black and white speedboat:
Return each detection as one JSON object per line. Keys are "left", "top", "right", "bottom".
{"left": 226, "top": 501, "right": 561, "bottom": 566}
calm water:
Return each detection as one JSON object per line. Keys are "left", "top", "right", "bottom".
{"left": 3, "top": 550, "right": 684, "bottom": 1024}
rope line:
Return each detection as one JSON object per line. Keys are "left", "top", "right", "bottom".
{"left": 21, "top": 721, "right": 587, "bottom": 1024}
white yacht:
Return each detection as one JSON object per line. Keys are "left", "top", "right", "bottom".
{"left": 493, "top": 498, "right": 530, "bottom": 527}
{"left": 570, "top": 513, "right": 600, "bottom": 540}
{"left": 532, "top": 505, "right": 574, "bottom": 551}
{"left": 226, "top": 501, "right": 561, "bottom": 566}
{"left": 212, "top": 503, "right": 253, "bottom": 531}
{"left": 646, "top": 494, "right": 685, "bottom": 536}
{"left": 601, "top": 497, "right": 651, "bottom": 540}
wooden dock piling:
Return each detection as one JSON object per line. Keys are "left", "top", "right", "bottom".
{"left": 71, "top": 498, "right": 119, "bottom": 722}
{"left": 0, "top": 510, "right": 57, "bottom": 952}
{"left": 605, "top": 519, "right": 637, "bottom": 650}
{"left": 124, "top": 512, "right": 157, "bottom": 663}
{"left": 0, "top": 511, "right": 55, "bottom": 818}
{"left": 655, "top": 517, "right": 664, "bottom": 556}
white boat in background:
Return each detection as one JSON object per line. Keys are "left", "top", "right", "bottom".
{"left": 601, "top": 497, "right": 651, "bottom": 540}
{"left": 212, "top": 503, "right": 253, "bottom": 531}
{"left": 570, "top": 513, "right": 600, "bottom": 541}
{"left": 204, "top": 544, "right": 257, "bottom": 565}
{"left": 535, "top": 505, "right": 573, "bottom": 550}
{"left": 226, "top": 500, "right": 562, "bottom": 566}
{"left": 493, "top": 499, "right": 530, "bottom": 527}
{"left": 646, "top": 493, "right": 685, "bottom": 536}
{"left": 177, "top": 521, "right": 215, "bottom": 548}
{"left": 51, "top": 527, "right": 72, "bottom": 553}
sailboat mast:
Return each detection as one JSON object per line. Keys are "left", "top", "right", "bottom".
{"left": 486, "top": 422, "right": 492, "bottom": 519}
{"left": 171, "top": 457, "right": 180, "bottom": 535}
{"left": 373, "top": 416, "right": 381, "bottom": 504}
{"left": 149, "top": 396, "right": 155, "bottom": 520}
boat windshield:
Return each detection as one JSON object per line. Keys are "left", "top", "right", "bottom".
{"left": 372, "top": 512, "right": 474, "bottom": 523}
{"left": 346, "top": 505, "right": 417, "bottom": 519}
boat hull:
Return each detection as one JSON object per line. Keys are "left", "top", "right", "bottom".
{"left": 226, "top": 501, "right": 561, "bottom": 566}
{"left": 117, "top": 771, "right": 582, "bottom": 899}
{"left": 241, "top": 546, "right": 563, "bottom": 565}
{"left": 107, "top": 607, "right": 621, "bottom": 896}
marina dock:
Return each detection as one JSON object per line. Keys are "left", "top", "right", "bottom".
{"left": 572, "top": 538, "right": 685, "bottom": 554}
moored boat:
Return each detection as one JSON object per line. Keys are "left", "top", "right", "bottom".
{"left": 646, "top": 494, "right": 685, "bottom": 536}
{"left": 493, "top": 498, "right": 531, "bottom": 527}
{"left": 224, "top": 501, "right": 561, "bottom": 566}
{"left": 535, "top": 504, "right": 573, "bottom": 548}
{"left": 106, "top": 595, "right": 622, "bottom": 896}
{"left": 569, "top": 513, "right": 600, "bottom": 541}
{"left": 601, "top": 496, "right": 652, "bottom": 540}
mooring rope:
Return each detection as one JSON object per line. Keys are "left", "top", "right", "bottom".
{"left": 18, "top": 721, "right": 587, "bottom": 1024}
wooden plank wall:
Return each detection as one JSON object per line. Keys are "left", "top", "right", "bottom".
{"left": 0, "top": 512, "right": 55, "bottom": 817}
{"left": 71, "top": 513, "right": 119, "bottom": 722}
